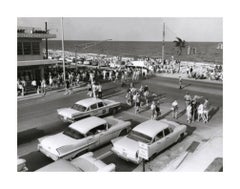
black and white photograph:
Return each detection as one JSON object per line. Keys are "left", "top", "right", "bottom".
{"left": 17, "top": 17, "right": 223, "bottom": 172}
{"left": 2, "top": 0, "right": 240, "bottom": 188}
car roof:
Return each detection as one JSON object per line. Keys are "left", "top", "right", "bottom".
{"left": 75, "top": 98, "right": 103, "bottom": 107}
{"left": 133, "top": 120, "right": 169, "bottom": 138}
{"left": 36, "top": 159, "right": 79, "bottom": 172}
{"left": 69, "top": 116, "right": 107, "bottom": 134}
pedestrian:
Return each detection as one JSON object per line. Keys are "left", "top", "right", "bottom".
{"left": 171, "top": 100, "right": 178, "bottom": 119}
{"left": 150, "top": 101, "right": 156, "bottom": 119}
{"left": 155, "top": 101, "right": 161, "bottom": 118}
{"left": 184, "top": 92, "right": 192, "bottom": 108}
{"left": 134, "top": 92, "right": 141, "bottom": 114}
{"left": 98, "top": 83, "right": 102, "bottom": 98}
{"left": 87, "top": 82, "right": 93, "bottom": 97}
{"left": 186, "top": 104, "right": 192, "bottom": 123}
{"left": 197, "top": 103, "right": 204, "bottom": 122}
{"left": 31, "top": 79, "right": 37, "bottom": 93}
{"left": 41, "top": 79, "right": 47, "bottom": 96}
{"left": 179, "top": 76, "right": 183, "bottom": 89}
{"left": 143, "top": 85, "right": 149, "bottom": 106}
{"left": 203, "top": 98, "right": 209, "bottom": 123}
{"left": 103, "top": 70, "right": 107, "bottom": 80}
{"left": 191, "top": 96, "right": 198, "bottom": 122}
{"left": 64, "top": 79, "right": 71, "bottom": 95}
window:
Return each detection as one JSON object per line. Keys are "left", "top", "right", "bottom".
{"left": 87, "top": 124, "right": 106, "bottom": 135}
{"left": 23, "top": 42, "right": 31, "bottom": 55}
{"left": 63, "top": 127, "right": 84, "bottom": 139}
{"left": 72, "top": 104, "right": 87, "bottom": 112}
{"left": 90, "top": 103, "right": 98, "bottom": 110}
{"left": 163, "top": 128, "right": 171, "bottom": 136}
{"left": 154, "top": 131, "right": 164, "bottom": 141}
{"left": 97, "top": 102, "right": 104, "bottom": 108}
{"left": 17, "top": 42, "right": 23, "bottom": 55}
{"left": 32, "top": 42, "right": 40, "bottom": 55}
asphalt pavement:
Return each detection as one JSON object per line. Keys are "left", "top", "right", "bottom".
{"left": 17, "top": 74, "right": 223, "bottom": 172}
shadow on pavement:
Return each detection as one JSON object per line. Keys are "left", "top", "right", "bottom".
{"left": 182, "top": 83, "right": 191, "bottom": 89}
{"left": 20, "top": 151, "right": 53, "bottom": 172}
{"left": 208, "top": 106, "right": 220, "bottom": 121}
{"left": 18, "top": 122, "right": 68, "bottom": 145}
{"left": 101, "top": 154, "right": 138, "bottom": 172}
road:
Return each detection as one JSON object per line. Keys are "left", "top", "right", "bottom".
{"left": 17, "top": 76, "right": 222, "bottom": 171}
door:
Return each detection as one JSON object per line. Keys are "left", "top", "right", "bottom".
{"left": 163, "top": 128, "right": 176, "bottom": 148}
{"left": 149, "top": 131, "right": 166, "bottom": 157}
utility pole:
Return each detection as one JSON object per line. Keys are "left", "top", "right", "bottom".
{"left": 45, "top": 22, "right": 48, "bottom": 59}
{"left": 61, "top": 17, "right": 66, "bottom": 83}
{"left": 162, "top": 22, "right": 165, "bottom": 63}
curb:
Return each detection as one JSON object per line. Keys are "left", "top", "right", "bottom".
{"left": 17, "top": 85, "right": 88, "bottom": 102}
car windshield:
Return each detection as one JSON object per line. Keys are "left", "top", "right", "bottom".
{"left": 63, "top": 127, "right": 85, "bottom": 139}
{"left": 72, "top": 104, "right": 87, "bottom": 112}
{"left": 127, "top": 130, "right": 152, "bottom": 144}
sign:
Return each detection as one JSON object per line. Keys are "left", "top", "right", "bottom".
{"left": 138, "top": 142, "right": 149, "bottom": 160}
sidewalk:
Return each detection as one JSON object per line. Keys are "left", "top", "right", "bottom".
{"left": 17, "top": 82, "right": 87, "bottom": 102}
{"left": 155, "top": 72, "right": 223, "bottom": 85}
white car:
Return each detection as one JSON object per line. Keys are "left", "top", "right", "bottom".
{"left": 38, "top": 116, "right": 131, "bottom": 161}
{"left": 36, "top": 152, "right": 115, "bottom": 172}
{"left": 57, "top": 98, "right": 121, "bottom": 123}
{"left": 111, "top": 119, "right": 187, "bottom": 164}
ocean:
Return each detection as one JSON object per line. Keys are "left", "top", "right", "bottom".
{"left": 46, "top": 40, "right": 223, "bottom": 64}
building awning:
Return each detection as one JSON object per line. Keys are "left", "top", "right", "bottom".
{"left": 18, "top": 59, "right": 58, "bottom": 67}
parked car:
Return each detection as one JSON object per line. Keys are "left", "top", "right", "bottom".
{"left": 38, "top": 116, "right": 131, "bottom": 161}
{"left": 17, "top": 158, "right": 28, "bottom": 172}
{"left": 57, "top": 98, "right": 121, "bottom": 123}
{"left": 36, "top": 152, "right": 115, "bottom": 172}
{"left": 111, "top": 119, "right": 187, "bottom": 164}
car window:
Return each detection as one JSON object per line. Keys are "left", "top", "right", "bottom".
{"left": 97, "top": 102, "right": 104, "bottom": 108}
{"left": 163, "top": 128, "right": 171, "bottom": 136}
{"left": 90, "top": 103, "right": 98, "bottom": 110}
{"left": 72, "top": 104, "right": 87, "bottom": 112}
{"left": 63, "top": 127, "right": 85, "bottom": 139}
{"left": 154, "top": 131, "right": 164, "bottom": 142}
{"left": 88, "top": 124, "right": 107, "bottom": 135}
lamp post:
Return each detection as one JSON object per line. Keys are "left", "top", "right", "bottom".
{"left": 61, "top": 17, "right": 66, "bottom": 85}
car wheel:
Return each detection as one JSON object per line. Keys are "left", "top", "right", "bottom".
{"left": 177, "top": 133, "right": 184, "bottom": 143}
{"left": 111, "top": 108, "right": 117, "bottom": 114}
{"left": 119, "top": 129, "right": 127, "bottom": 136}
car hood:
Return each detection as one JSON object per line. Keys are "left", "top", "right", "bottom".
{"left": 39, "top": 133, "right": 77, "bottom": 153}
{"left": 112, "top": 136, "right": 139, "bottom": 154}
{"left": 57, "top": 108, "right": 80, "bottom": 117}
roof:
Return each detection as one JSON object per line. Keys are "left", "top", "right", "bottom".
{"left": 69, "top": 116, "right": 107, "bottom": 134}
{"left": 133, "top": 120, "right": 169, "bottom": 138}
{"left": 75, "top": 98, "right": 103, "bottom": 107}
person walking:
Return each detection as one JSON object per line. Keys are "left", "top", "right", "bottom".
{"left": 98, "top": 83, "right": 102, "bottom": 98}
{"left": 184, "top": 92, "right": 192, "bottom": 108}
{"left": 64, "top": 79, "right": 71, "bottom": 95}
{"left": 134, "top": 92, "right": 141, "bottom": 114}
{"left": 150, "top": 101, "right": 156, "bottom": 119}
{"left": 197, "top": 103, "right": 204, "bottom": 122}
{"left": 41, "top": 79, "right": 47, "bottom": 96}
{"left": 186, "top": 104, "right": 192, "bottom": 123}
{"left": 179, "top": 76, "right": 183, "bottom": 89}
{"left": 171, "top": 100, "right": 178, "bottom": 119}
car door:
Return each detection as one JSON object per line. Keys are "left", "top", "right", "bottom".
{"left": 149, "top": 131, "right": 166, "bottom": 157}
{"left": 89, "top": 103, "right": 99, "bottom": 116}
{"left": 86, "top": 128, "right": 100, "bottom": 150}
{"left": 163, "top": 127, "right": 176, "bottom": 148}
{"left": 97, "top": 102, "right": 108, "bottom": 116}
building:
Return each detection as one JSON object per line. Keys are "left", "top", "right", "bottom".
{"left": 17, "top": 26, "right": 57, "bottom": 91}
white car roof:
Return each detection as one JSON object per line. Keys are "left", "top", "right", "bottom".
{"left": 75, "top": 98, "right": 103, "bottom": 107}
{"left": 69, "top": 116, "right": 107, "bottom": 134}
{"left": 133, "top": 120, "right": 169, "bottom": 138}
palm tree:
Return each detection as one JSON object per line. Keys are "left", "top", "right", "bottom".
{"left": 173, "top": 37, "right": 186, "bottom": 73}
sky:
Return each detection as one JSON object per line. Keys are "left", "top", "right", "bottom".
{"left": 17, "top": 17, "right": 222, "bottom": 42}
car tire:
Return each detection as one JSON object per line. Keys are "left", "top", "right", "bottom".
{"left": 111, "top": 107, "right": 118, "bottom": 114}
{"left": 177, "top": 133, "right": 184, "bottom": 143}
